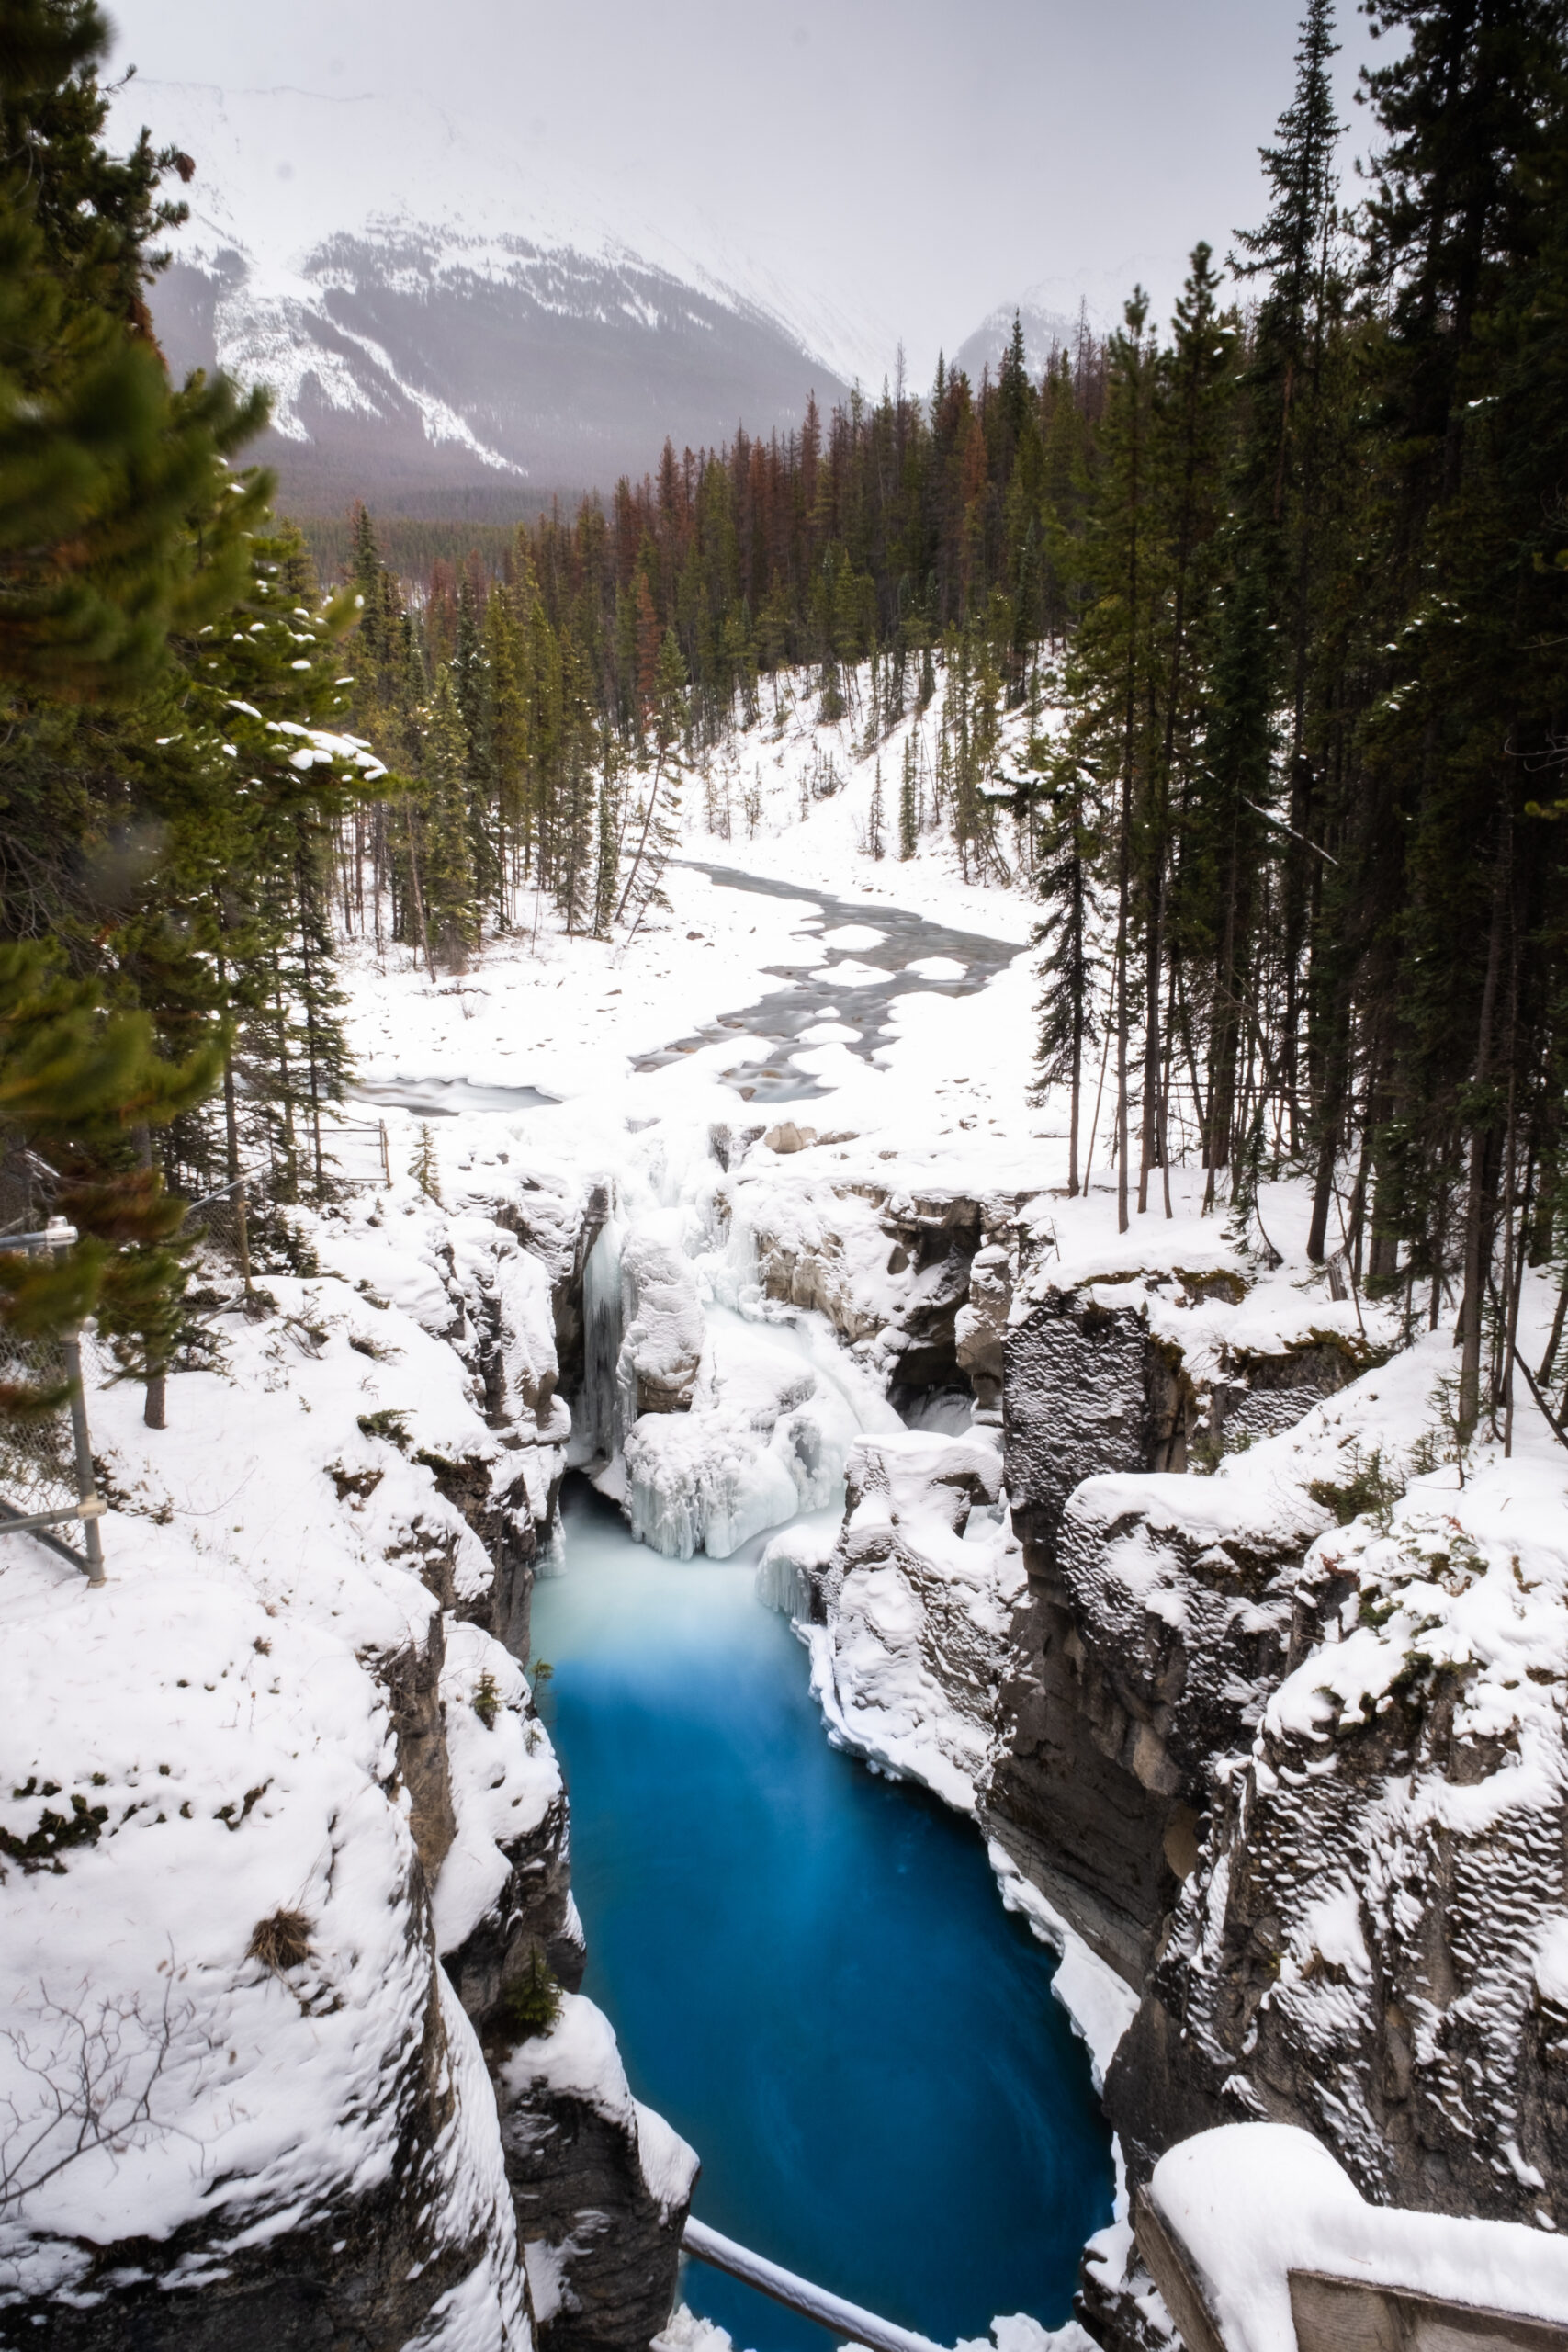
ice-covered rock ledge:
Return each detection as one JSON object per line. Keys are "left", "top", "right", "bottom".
{"left": 784, "top": 1427, "right": 1021, "bottom": 1815}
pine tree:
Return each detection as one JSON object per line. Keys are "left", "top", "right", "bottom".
{"left": 0, "top": 9, "right": 270, "bottom": 699}
{"left": 1032, "top": 747, "right": 1106, "bottom": 1197}
{"left": 422, "top": 670, "right": 479, "bottom": 969}
{"left": 617, "top": 630, "right": 687, "bottom": 933}
{"left": 0, "top": 942, "right": 210, "bottom": 1410}
{"left": 897, "top": 731, "right": 919, "bottom": 860}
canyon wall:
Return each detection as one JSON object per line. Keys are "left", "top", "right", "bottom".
{"left": 0, "top": 1175, "right": 692, "bottom": 2352}
{"left": 753, "top": 1156, "right": 1568, "bottom": 2344}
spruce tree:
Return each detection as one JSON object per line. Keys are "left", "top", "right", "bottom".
{"left": 422, "top": 670, "right": 480, "bottom": 969}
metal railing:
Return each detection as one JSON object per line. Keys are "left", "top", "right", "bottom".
{"left": 681, "top": 2217, "right": 944, "bottom": 2352}
{"left": 0, "top": 1219, "right": 106, "bottom": 1586}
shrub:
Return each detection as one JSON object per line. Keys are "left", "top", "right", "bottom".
{"left": 1306, "top": 1444, "right": 1403, "bottom": 1530}
{"left": 495, "top": 1950, "right": 561, "bottom": 2042}
{"left": 248, "top": 1908, "right": 311, "bottom": 1972}
{"left": 356, "top": 1408, "right": 410, "bottom": 1449}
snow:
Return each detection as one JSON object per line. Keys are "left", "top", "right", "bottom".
{"left": 655, "top": 2308, "right": 738, "bottom": 2352}
{"left": 656, "top": 2299, "right": 1098, "bottom": 2352}
{"left": 619, "top": 1304, "right": 893, "bottom": 1561}
{"left": 986, "top": 1844, "right": 1140, "bottom": 2095}
{"left": 0, "top": 1187, "right": 571, "bottom": 2321}
{"left": 801, "top": 1430, "right": 1020, "bottom": 1814}
{"left": 14, "top": 652, "right": 1568, "bottom": 2324}
{"left": 499, "top": 1993, "right": 698, "bottom": 2219}
{"left": 820, "top": 924, "right": 889, "bottom": 950}
{"left": 434, "top": 1622, "right": 563, "bottom": 1957}
{"left": 1149, "top": 2124, "right": 1568, "bottom": 2352}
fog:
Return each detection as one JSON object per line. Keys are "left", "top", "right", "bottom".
{"left": 107, "top": 0, "right": 1376, "bottom": 378}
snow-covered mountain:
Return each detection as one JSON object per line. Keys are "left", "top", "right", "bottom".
{"left": 119, "top": 82, "right": 868, "bottom": 511}
{"left": 953, "top": 292, "right": 1084, "bottom": 385}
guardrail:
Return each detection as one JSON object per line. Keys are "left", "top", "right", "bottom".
{"left": 682, "top": 2216, "right": 945, "bottom": 2352}
{"left": 1137, "top": 2124, "right": 1568, "bottom": 2352}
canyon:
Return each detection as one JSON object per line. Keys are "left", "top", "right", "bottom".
{"left": 5, "top": 723, "right": 1567, "bottom": 2352}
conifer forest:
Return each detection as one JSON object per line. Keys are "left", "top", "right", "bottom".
{"left": 4, "top": 0, "right": 1568, "bottom": 1474}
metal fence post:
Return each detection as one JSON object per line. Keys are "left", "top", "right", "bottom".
{"left": 62, "top": 1327, "right": 106, "bottom": 1588}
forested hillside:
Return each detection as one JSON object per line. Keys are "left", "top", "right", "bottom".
{"left": 0, "top": 0, "right": 390, "bottom": 1426}
{"left": 335, "top": 0, "right": 1568, "bottom": 1460}
{"left": 5, "top": 0, "right": 1567, "bottom": 1474}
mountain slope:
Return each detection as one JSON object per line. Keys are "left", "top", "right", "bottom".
{"left": 121, "top": 83, "right": 861, "bottom": 512}
{"left": 953, "top": 293, "right": 1083, "bottom": 385}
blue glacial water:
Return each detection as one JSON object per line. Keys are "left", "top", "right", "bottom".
{"left": 529, "top": 1478, "right": 1115, "bottom": 2352}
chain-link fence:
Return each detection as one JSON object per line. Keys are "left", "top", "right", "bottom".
{"left": 0, "top": 1114, "right": 390, "bottom": 1586}
{"left": 0, "top": 1222, "right": 107, "bottom": 1584}
{"left": 175, "top": 1117, "right": 389, "bottom": 1286}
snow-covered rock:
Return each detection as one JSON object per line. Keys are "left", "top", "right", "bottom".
{"left": 621, "top": 1306, "right": 874, "bottom": 1561}
{"left": 1111, "top": 1457, "right": 1568, "bottom": 2232}
{"left": 498, "top": 1995, "right": 698, "bottom": 2352}
{"left": 0, "top": 1275, "right": 533, "bottom": 2345}
{"left": 617, "top": 1226, "right": 705, "bottom": 1418}
{"left": 799, "top": 1429, "right": 1022, "bottom": 1815}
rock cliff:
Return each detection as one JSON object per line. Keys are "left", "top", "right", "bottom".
{"left": 0, "top": 1174, "right": 694, "bottom": 2352}
{"left": 985, "top": 1242, "right": 1568, "bottom": 2346}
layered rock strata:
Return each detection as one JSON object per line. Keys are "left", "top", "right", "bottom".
{"left": 983, "top": 1265, "right": 1568, "bottom": 2345}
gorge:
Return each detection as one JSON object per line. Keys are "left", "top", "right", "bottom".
{"left": 8, "top": 804, "right": 1566, "bottom": 2352}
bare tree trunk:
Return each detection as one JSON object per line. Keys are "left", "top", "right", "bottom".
{"left": 136, "top": 1125, "right": 165, "bottom": 1431}
{"left": 615, "top": 746, "right": 668, "bottom": 927}
{"left": 1115, "top": 781, "right": 1132, "bottom": 1236}
{"left": 218, "top": 954, "right": 254, "bottom": 1299}
{"left": 404, "top": 805, "right": 436, "bottom": 983}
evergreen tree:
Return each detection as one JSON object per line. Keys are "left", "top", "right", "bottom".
{"left": 617, "top": 630, "right": 687, "bottom": 933}
{"left": 422, "top": 670, "right": 480, "bottom": 969}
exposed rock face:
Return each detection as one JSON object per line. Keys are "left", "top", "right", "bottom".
{"left": 987, "top": 1265, "right": 1568, "bottom": 2347}
{"left": 741, "top": 1170, "right": 1032, "bottom": 1407}
{"left": 384, "top": 1609, "right": 461, "bottom": 1883}
{"left": 988, "top": 1288, "right": 1191, "bottom": 1983}
{"left": 988, "top": 1280, "right": 1359, "bottom": 1984}
{"left": 499, "top": 1996, "right": 698, "bottom": 2352}
{"left": 954, "top": 1242, "right": 1011, "bottom": 1411}
{"left": 1109, "top": 1489, "right": 1568, "bottom": 2233}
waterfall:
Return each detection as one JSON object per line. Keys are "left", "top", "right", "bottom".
{"left": 579, "top": 1215, "right": 625, "bottom": 1466}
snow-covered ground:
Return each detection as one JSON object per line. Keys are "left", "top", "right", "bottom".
{"left": 8, "top": 669, "right": 1568, "bottom": 2343}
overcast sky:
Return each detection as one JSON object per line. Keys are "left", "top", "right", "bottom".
{"left": 107, "top": 0, "right": 1377, "bottom": 380}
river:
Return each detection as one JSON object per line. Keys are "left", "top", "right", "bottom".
{"left": 531, "top": 1477, "right": 1114, "bottom": 2352}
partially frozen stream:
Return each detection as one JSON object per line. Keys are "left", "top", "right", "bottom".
{"left": 355, "top": 865, "right": 1021, "bottom": 1117}
{"left": 637, "top": 864, "right": 1020, "bottom": 1104}
{"left": 532, "top": 1482, "right": 1114, "bottom": 2352}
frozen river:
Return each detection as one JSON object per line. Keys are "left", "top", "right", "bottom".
{"left": 531, "top": 1479, "right": 1114, "bottom": 2352}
